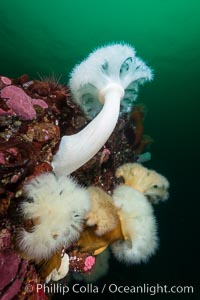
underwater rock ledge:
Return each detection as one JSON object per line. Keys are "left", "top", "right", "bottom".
{"left": 0, "top": 73, "right": 153, "bottom": 299}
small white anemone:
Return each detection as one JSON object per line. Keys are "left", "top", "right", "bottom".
{"left": 111, "top": 185, "right": 158, "bottom": 264}
{"left": 86, "top": 186, "right": 119, "bottom": 236}
{"left": 116, "top": 163, "right": 169, "bottom": 204}
{"left": 17, "top": 173, "right": 90, "bottom": 262}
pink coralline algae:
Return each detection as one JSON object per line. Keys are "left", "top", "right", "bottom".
{"left": 0, "top": 76, "right": 12, "bottom": 88}
{"left": 83, "top": 256, "right": 96, "bottom": 272}
{"left": 0, "top": 76, "right": 12, "bottom": 85}
{"left": 69, "top": 250, "right": 96, "bottom": 274}
{"left": 0, "top": 152, "right": 6, "bottom": 164}
{"left": 1, "top": 85, "right": 48, "bottom": 120}
{"left": 0, "top": 222, "right": 34, "bottom": 299}
{"left": 0, "top": 250, "right": 28, "bottom": 300}
{"left": 0, "top": 249, "right": 20, "bottom": 290}
{"left": 0, "top": 107, "right": 15, "bottom": 116}
{"left": 1, "top": 85, "right": 36, "bottom": 120}
{"left": 0, "top": 228, "right": 12, "bottom": 250}
{"left": 31, "top": 98, "right": 48, "bottom": 109}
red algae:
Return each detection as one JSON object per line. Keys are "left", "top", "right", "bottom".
{"left": 1, "top": 86, "right": 36, "bottom": 120}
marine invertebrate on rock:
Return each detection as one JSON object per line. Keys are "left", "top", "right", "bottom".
{"left": 110, "top": 162, "right": 170, "bottom": 264}
{"left": 115, "top": 163, "right": 169, "bottom": 203}
{"left": 45, "top": 253, "right": 69, "bottom": 283}
{"left": 52, "top": 43, "right": 152, "bottom": 176}
{"left": 86, "top": 186, "right": 119, "bottom": 236}
{"left": 16, "top": 173, "right": 90, "bottom": 262}
{"left": 77, "top": 186, "right": 124, "bottom": 255}
{"left": 111, "top": 185, "right": 158, "bottom": 264}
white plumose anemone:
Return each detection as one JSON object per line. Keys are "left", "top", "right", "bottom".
{"left": 17, "top": 173, "right": 90, "bottom": 262}
{"left": 115, "top": 163, "right": 169, "bottom": 204}
{"left": 52, "top": 43, "right": 152, "bottom": 176}
{"left": 111, "top": 185, "right": 158, "bottom": 264}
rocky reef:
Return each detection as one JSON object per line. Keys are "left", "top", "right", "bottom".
{"left": 0, "top": 74, "right": 152, "bottom": 299}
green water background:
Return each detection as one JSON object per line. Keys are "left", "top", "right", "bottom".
{"left": 0, "top": 0, "right": 199, "bottom": 299}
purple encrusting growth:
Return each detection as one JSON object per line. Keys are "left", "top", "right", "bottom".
{"left": 1, "top": 86, "right": 36, "bottom": 120}
{"left": 0, "top": 249, "right": 28, "bottom": 300}
{"left": 1, "top": 85, "right": 48, "bottom": 120}
{"left": 0, "top": 152, "right": 6, "bottom": 164}
{"left": 31, "top": 98, "right": 48, "bottom": 109}
{"left": 0, "top": 76, "right": 12, "bottom": 86}
{"left": 0, "top": 249, "right": 20, "bottom": 290}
